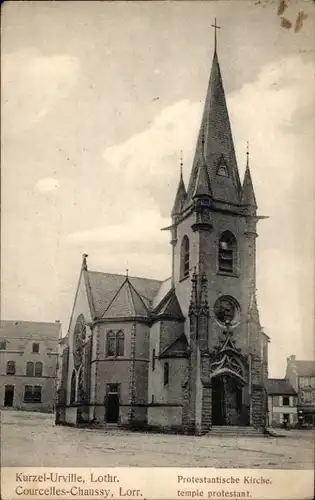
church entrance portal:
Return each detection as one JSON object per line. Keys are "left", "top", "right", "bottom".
{"left": 212, "top": 374, "right": 243, "bottom": 426}
{"left": 105, "top": 384, "right": 120, "bottom": 423}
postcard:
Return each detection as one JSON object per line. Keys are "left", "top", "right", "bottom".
{"left": 1, "top": 1, "right": 314, "bottom": 499}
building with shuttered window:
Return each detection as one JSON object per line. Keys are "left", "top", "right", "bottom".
{"left": 266, "top": 378, "right": 297, "bottom": 427}
{"left": 286, "top": 355, "right": 315, "bottom": 426}
{"left": 0, "top": 320, "right": 60, "bottom": 412}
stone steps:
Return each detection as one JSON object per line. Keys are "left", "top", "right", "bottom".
{"left": 208, "top": 426, "right": 266, "bottom": 437}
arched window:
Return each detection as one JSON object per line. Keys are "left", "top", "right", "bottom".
{"left": 218, "top": 231, "right": 237, "bottom": 274}
{"left": 73, "top": 314, "right": 86, "bottom": 370}
{"left": 180, "top": 236, "right": 190, "bottom": 279}
{"left": 35, "top": 362, "right": 43, "bottom": 377}
{"left": 106, "top": 330, "right": 125, "bottom": 357}
{"left": 163, "top": 362, "right": 169, "bottom": 386}
{"left": 77, "top": 368, "right": 84, "bottom": 402}
{"left": 116, "top": 331, "right": 124, "bottom": 357}
{"left": 6, "top": 361, "right": 16, "bottom": 375}
{"left": 26, "top": 361, "right": 34, "bottom": 377}
{"left": 106, "top": 331, "right": 116, "bottom": 356}
{"left": 70, "top": 370, "right": 76, "bottom": 404}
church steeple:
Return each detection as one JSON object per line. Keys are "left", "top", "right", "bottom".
{"left": 241, "top": 145, "right": 257, "bottom": 212}
{"left": 171, "top": 153, "right": 187, "bottom": 217}
{"left": 186, "top": 23, "right": 242, "bottom": 206}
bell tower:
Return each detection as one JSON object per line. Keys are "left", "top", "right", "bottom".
{"left": 168, "top": 21, "right": 268, "bottom": 433}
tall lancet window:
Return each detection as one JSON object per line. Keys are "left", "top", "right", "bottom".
{"left": 218, "top": 231, "right": 237, "bottom": 274}
{"left": 70, "top": 370, "right": 76, "bottom": 404}
{"left": 180, "top": 236, "right": 190, "bottom": 280}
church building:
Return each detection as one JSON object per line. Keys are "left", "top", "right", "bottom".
{"left": 56, "top": 28, "right": 270, "bottom": 434}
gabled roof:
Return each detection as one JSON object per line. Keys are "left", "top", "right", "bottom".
{"left": 0, "top": 320, "right": 61, "bottom": 340}
{"left": 87, "top": 271, "right": 162, "bottom": 318}
{"left": 102, "top": 278, "right": 150, "bottom": 319}
{"left": 159, "top": 333, "right": 189, "bottom": 358}
{"left": 266, "top": 378, "right": 297, "bottom": 395}
{"left": 296, "top": 361, "right": 315, "bottom": 377}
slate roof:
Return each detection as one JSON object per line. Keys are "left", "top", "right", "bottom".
{"left": 296, "top": 361, "right": 315, "bottom": 377}
{"left": 241, "top": 161, "right": 257, "bottom": 209}
{"left": 0, "top": 320, "right": 61, "bottom": 340}
{"left": 152, "top": 277, "right": 172, "bottom": 309}
{"left": 171, "top": 170, "right": 187, "bottom": 217}
{"left": 87, "top": 271, "right": 162, "bottom": 318}
{"left": 154, "top": 289, "right": 185, "bottom": 320}
{"left": 185, "top": 49, "right": 242, "bottom": 206}
{"left": 266, "top": 378, "right": 297, "bottom": 396}
{"left": 159, "top": 333, "right": 189, "bottom": 358}
{"left": 102, "top": 278, "right": 150, "bottom": 319}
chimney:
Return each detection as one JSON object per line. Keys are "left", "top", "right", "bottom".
{"left": 55, "top": 320, "right": 60, "bottom": 323}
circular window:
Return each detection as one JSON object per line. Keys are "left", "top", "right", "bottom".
{"left": 214, "top": 296, "right": 240, "bottom": 327}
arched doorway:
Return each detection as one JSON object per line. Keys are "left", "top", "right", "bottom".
{"left": 212, "top": 373, "right": 244, "bottom": 426}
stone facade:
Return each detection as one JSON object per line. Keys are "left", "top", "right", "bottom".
{"left": 285, "top": 356, "right": 315, "bottom": 426}
{"left": 0, "top": 320, "right": 60, "bottom": 412}
{"left": 56, "top": 37, "right": 269, "bottom": 433}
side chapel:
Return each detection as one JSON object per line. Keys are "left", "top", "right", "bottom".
{"left": 56, "top": 26, "right": 270, "bottom": 434}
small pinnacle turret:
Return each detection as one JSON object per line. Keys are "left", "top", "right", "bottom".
{"left": 192, "top": 128, "right": 212, "bottom": 199}
{"left": 242, "top": 145, "right": 257, "bottom": 211}
{"left": 171, "top": 153, "right": 187, "bottom": 217}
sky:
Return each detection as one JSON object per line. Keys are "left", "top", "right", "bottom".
{"left": 1, "top": 0, "right": 314, "bottom": 378}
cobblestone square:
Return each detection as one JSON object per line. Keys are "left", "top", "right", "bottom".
{"left": 1, "top": 411, "right": 314, "bottom": 469}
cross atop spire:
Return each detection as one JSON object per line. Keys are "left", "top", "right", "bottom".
{"left": 211, "top": 18, "right": 221, "bottom": 53}
{"left": 180, "top": 150, "right": 183, "bottom": 177}
{"left": 186, "top": 18, "right": 242, "bottom": 206}
{"left": 246, "top": 141, "right": 250, "bottom": 167}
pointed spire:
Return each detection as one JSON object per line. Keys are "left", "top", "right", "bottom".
{"left": 171, "top": 152, "right": 187, "bottom": 217}
{"left": 242, "top": 142, "right": 257, "bottom": 210}
{"left": 82, "top": 253, "right": 88, "bottom": 271}
{"left": 186, "top": 26, "right": 242, "bottom": 206}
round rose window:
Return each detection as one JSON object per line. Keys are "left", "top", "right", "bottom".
{"left": 214, "top": 295, "right": 240, "bottom": 326}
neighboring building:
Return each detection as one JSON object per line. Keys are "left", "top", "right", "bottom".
{"left": 56, "top": 29, "right": 269, "bottom": 434}
{"left": 286, "top": 355, "right": 315, "bottom": 426}
{"left": 0, "top": 320, "right": 60, "bottom": 412}
{"left": 266, "top": 378, "right": 297, "bottom": 428}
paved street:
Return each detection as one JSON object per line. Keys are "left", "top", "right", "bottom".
{"left": 1, "top": 410, "right": 314, "bottom": 469}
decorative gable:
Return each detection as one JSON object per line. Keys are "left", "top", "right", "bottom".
{"left": 209, "top": 327, "right": 247, "bottom": 382}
